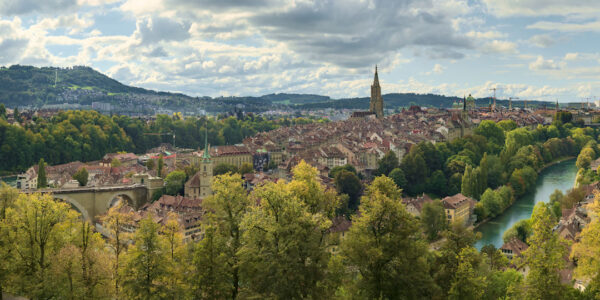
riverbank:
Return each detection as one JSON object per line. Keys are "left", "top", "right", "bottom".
{"left": 474, "top": 159, "right": 577, "bottom": 249}
{"left": 472, "top": 156, "right": 575, "bottom": 230}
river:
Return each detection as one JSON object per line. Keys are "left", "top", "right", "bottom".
{"left": 0, "top": 175, "right": 16, "bottom": 188}
{"left": 475, "top": 159, "right": 577, "bottom": 250}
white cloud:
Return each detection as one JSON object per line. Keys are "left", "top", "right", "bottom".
{"left": 466, "top": 30, "right": 506, "bottom": 39}
{"left": 482, "top": 0, "right": 600, "bottom": 17}
{"left": 528, "top": 34, "right": 555, "bottom": 48}
{"left": 528, "top": 20, "right": 600, "bottom": 32}
{"left": 564, "top": 53, "right": 578, "bottom": 60}
{"left": 34, "top": 14, "right": 94, "bottom": 34}
{"left": 0, "top": 0, "right": 79, "bottom": 16}
{"left": 0, "top": 18, "right": 29, "bottom": 64}
{"left": 529, "top": 56, "right": 563, "bottom": 71}
{"left": 480, "top": 40, "right": 518, "bottom": 54}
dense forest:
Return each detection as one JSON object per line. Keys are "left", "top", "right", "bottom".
{"left": 0, "top": 109, "right": 323, "bottom": 173}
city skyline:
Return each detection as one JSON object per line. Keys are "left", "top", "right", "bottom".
{"left": 1, "top": 0, "right": 599, "bottom": 101}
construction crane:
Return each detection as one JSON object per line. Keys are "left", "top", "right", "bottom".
{"left": 489, "top": 87, "right": 497, "bottom": 110}
{"left": 508, "top": 97, "right": 519, "bottom": 110}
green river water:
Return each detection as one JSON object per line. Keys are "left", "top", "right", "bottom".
{"left": 475, "top": 159, "right": 577, "bottom": 250}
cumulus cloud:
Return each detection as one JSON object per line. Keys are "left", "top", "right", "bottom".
{"left": 564, "top": 53, "right": 578, "bottom": 60}
{"left": 0, "top": 18, "right": 30, "bottom": 64}
{"left": 482, "top": 0, "right": 600, "bottom": 17}
{"left": 34, "top": 14, "right": 94, "bottom": 34}
{"left": 528, "top": 20, "right": 600, "bottom": 32}
{"left": 2, "top": 0, "right": 600, "bottom": 99}
{"left": 134, "top": 17, "right": 191, "bottom": 45}
{"left": 529, "top": 56, "right": 562, "bottom": 71}
{"left": 480, "top": 40, "right": 517, "bottom": 54}
{"left": 528, "top": 34, "right": 555, "bottom": 48}
{"left": 466, "top": 30, "right": 506, "bottom": 39}
{"left": 0, "top": 0, "right": 78, "bottom": 16}
{"left": 247, "top": 0, "right": 474, "bottom": 67}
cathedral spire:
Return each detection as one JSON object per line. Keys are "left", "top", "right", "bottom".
{"left": 202, "top": 125, "right": 210, "bottom": 161}
{"left": 370, "top": 65, "right": 384, "bottom": 119}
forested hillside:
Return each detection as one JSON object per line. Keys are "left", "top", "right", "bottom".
{"left": 0, "top": 110, "right": 322, "bottom": 173}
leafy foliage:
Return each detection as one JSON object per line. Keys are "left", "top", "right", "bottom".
{"left": 72, "top": 167, "right": 88, "bottom": 186}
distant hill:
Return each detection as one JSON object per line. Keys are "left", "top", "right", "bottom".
{"left": 296, "top": 93, "right": 555, "bottom": 110}
{"left": 0, "top": 65, "right": 557, "bottom": 113}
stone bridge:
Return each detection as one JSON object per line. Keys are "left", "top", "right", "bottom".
{"left": 27, "top": 184, "right": 155, "bottom": 221}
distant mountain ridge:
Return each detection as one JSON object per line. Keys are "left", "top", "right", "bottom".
{"left": 0, "top": 65, "right": 556, "bottom": 112}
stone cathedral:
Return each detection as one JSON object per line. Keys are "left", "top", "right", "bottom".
{"left": 369, "top": 66, "right": 384, "bottom": 119}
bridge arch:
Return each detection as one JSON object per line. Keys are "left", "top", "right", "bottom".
{"left": 106, "top": 192, "right": 136, "bottom": 210}
{"left": 53, "top": 194, "right": 91, "bottom": 222}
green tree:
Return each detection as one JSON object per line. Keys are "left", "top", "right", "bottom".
{"left": 72, "top": 167, "right": 88, "bottom": 186}
{"left": 480, "top": 188, "right": 503, "bottom": 218}
{"left": 121, "top": 216, "right": 170, "bottom": 299}
{"left": 240, "top": 177, "right": 334, "bottom": 298}
{"left": 146, "top": 159, "right": 155, "bottom": 170}
{"left": 434, "top": 222, "right": 480, "bottom": 293}
{"left": 0, "top": 183, "right": 18, "bottom": 298}
{"left": 376, "top": 151, "right": 399, "bottom": 176}
{"left": 388, "top": 167, "right": 407, "bottom": 189}
{"left": 428, "top": 169, "right": 447, "bottom": 196}
{"left": 571, "top": 196, "right": 600, "bottom": 293}
{"left": 12, "top": 107, "right": 20, "bottom": 123}
{"left": 509, "top": 166, "right": 537, "bottom": 197}
{"left": 576, "top": 150, "right": 593, "bottom": 169}
{"left": 554, "top": 111, "right": 573, "bottom": 124}
{"left": 421, "top": 199, "right": 447, "bottom": 241}
{"left": 201, "top": 173, "right": 251, "bottom": 299}
{"left": 400, "top": 151, "right": 427, "bottom": 195}
{"left": 461, "top": 165, "right": 475, "bottom": 198}
{"left": 51, "top": 220, "right": 112, "bottom": 299}
{"left": 37, "top": 158, "right": 47, "bottom": 188}
{"left": 0, "top": 103, "right": 5, "bottom": 119}
{"left": 164, "top": 170, "right": 186, "bottom": 195}
{"left": 486, "top": 269, "right": 524, "bottom": 300}
{"left": 475, "top": 120, "right": 505, "bottom": 152}
{"left": 498, "top": 119, "right": 517, "bottom": 131}
{"left": 239, "top": 162, "right": 254, "bottom": 175}
{"left": 111, "top": 158, "right": 122, "bottom": 167}
{"left": 522, "top": 203, "right": 566, "bottom": 299}
{"left": 160, "top": 213, "right": 186, "bottom": 298}
{"left": 329, "top": 164, "right": 357, "bottom": 178}
{"left": 157, "top": 155, "right": 164, "bottom": 178}
{"left": 100, "top": 201, "right": 134, "bottom": 297}
{"left": 497, "top": 185, "right": 514, "bottom": 209}
{"left": 190, "top": 225, "right": 231, "bottom": 299}
{"left": 342, "top": 176, "right": 437, "bottom": 299}
{"left": 334, "top": 169, "right": 362, "bottom": 211}
{"left": 548, "top": 189, "right": 564, "bottom": 218}
{"left": 480, "top": 244, "right": 509, "bottom": 271}
{"left": 448, "top": 247, "right": 486, "bottom": 300}
{"left": 3, "top": 193, "right": 78, "bottom": 298}
{"left": 213, "top": 163, "right": 238, "bottom": 176}
{"left": 503, "top": 219, "right": 532, "bottom": 243}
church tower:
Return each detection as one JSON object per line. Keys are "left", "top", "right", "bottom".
{"left": 199, "top": 130, "right": 212, "bottom": 197}
{"left": 369, "top": 66, "right": 384, "bottom": 119}
{"left": 184, "top": 128, "right": 213, "bottom": 199}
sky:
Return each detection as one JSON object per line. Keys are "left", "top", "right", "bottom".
{"left": 1, "top": 0, "right": 600, "bottom": 101}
